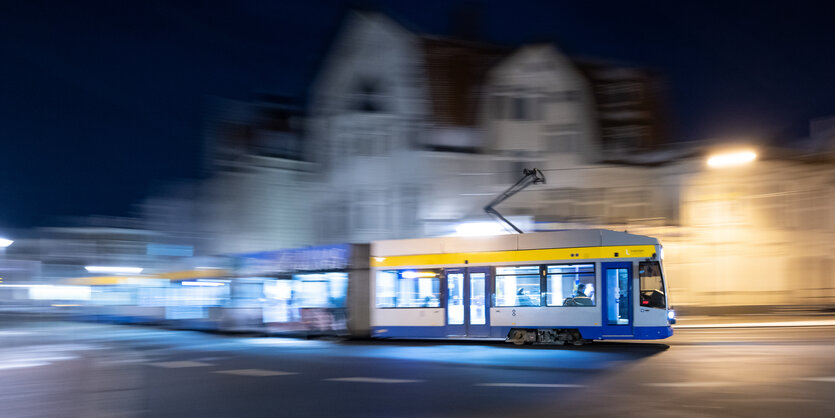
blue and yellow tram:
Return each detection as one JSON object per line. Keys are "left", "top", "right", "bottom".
{"left": 369, "top": 229, "right": 674, "bottom": 345}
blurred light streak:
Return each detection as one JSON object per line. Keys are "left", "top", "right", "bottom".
{"left": 182, "top": 280, "right": 225, "bottom": 286}
{"left": 85, "top": 266, "right": 143, "bottom": 274}
{"left": 706, "top": 150, "right": 757, "bottom": 168}
{"left": 0, "top": 238, "right": 13, "bottom": 248}
{"left": 241, "top": 338, "right": 327, "bottom": 347}
{"left": 401, "top": 271, "right": 439, "bottom": 279}
{"left": 0, "top": 284, "right": 53, "bottom": 288}
{"left": 30, "top": 285, "right": 91, "bottom": 300}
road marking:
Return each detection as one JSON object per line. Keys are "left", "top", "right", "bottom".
{"left": 675, "top": 320, "right": 835, "bottom": 329}
{"left": 797, "top": 376, "right": 835, "bottom": 382}
{"left": 148, "top": 361, "right": 212, "bottom": 368}
{"left": 475, "top": 383, "right": 586, "bottom": 388}
{"left": 643, "top": 382, "right": 731, "bottom": 388}
{"left": 214, "top": 369, "right": 298, "bottom": 377}
{"left": 324, "top": 377, "right": 423, "bottom": 384}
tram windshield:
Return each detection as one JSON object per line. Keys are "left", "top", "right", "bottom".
{"left": 638, "top": 261, "right": 666, "bottom": 309}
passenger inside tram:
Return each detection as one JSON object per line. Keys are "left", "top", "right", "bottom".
{"left": 516, "top": 288, "right": 535, "bottom": 306}
{"left": 421, "top": 295, "right": 439, "bottom": 307}
{"left": 563, "top": 284, "right": 594, "bottom": 306}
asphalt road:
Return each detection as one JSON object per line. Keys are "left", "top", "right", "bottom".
{"left": 1, "top": 318, "right": 833, "bottom": 418}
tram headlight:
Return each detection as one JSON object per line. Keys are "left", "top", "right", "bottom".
{"left": 667, "top": 310, "right": 676, "bottom": 324}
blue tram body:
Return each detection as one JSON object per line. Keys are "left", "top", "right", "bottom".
{"left": 369, "top": 229, "right": 674, "bottom": 344}
{"left": 67, "top": 230, "right": 673, "bottom": 345}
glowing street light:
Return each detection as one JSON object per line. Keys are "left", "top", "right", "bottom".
{"left": 0, "top": 238, "right": 13, "bottom": 248}
{"left": 706, "top": 150, "right": 757, "bottom": 168}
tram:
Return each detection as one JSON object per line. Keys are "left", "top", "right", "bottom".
{"left": 59, "top": 229, "right": 673, "bottom": 345}
{"left": 369, "top": 229, "right": 674, "bottom": 345}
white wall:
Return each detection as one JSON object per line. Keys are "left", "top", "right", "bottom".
{"left": 483, "top": 44, "right": 601, "bottom": 167}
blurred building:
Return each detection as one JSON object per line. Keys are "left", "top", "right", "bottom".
{"left": 136, "top": 11, "right": 834, "bottom": 312}
{"left": 197, "top": 96, "right": 316, "bottom": 253}
{"left": 576, "top": 60, "right": 670, "bottom": 156}
{"left": 308, "top": 13, "right": 508, "bottom": 243}
{"left": 660, "top": 147, "right": 835, "bottom": 310}
{"left": 306, "top": 12, "right": 676, "bottom": 244}
{"left": 5, "top": 215, "right": 199, "bottom": 283}
{"left": 810, "top": 115, "right": 835, "bottom": 153}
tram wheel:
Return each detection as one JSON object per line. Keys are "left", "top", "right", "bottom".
{"left": 508, "top": 329, "right": 527, "bottom": 345}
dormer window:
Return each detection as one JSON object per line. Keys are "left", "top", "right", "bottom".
{"left": 352, "top": 78, "right": 384, "bottom": 112}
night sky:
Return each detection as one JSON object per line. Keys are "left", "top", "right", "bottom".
{"left": 1, "top": 0, "right": 833, "bottom": 229}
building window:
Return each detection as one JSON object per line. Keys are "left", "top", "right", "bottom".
{"left": 603, "top": 82, "right": 641, "bottom": 104}
{"left": 352, "top": 78, "right": 384, "bottom": 112}
{"left": 353, "top": 189, "right": 390, "bottom": 232}
{"left": 546, "top": 264, "right": 595, "bottom": 306}
{"left": 493, "top": 95, "right": 506, "bottom": 119}
{"left": 545, "top": 124, "right": 580, "bottom": 153}
{"left": 603, "top": 125, "right": 647, "bottom": 150}
{"left": 639, "top": 261, "right": 666, "bottom": 309}
{"left": 534, "top": 95, "right": 545, "bottom": 120}
{"left": 376, "top": 270, "right": 441, "bottom": 308}
{"left": 551, "top": 90, "right": 581, "bottom": 102}
{"left": 512, "top": 97, "right": 527, "bottom": 120}
{"left": 495, "top": 266, "right": 541, "bottom": 307}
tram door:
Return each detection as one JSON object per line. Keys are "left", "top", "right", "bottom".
{"left": 445, "top": 267, "right": 491, "bottom": 337}
{"left": 601, "top": 262, "right": 633, "bottom": 336}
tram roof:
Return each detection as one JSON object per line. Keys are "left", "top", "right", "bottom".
{"left": 371, "top": 229, "right": 659, "bottom": 257}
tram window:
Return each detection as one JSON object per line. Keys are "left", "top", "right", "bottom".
{"left": 376, "top": 270, "right": 441, "bottom": 308}
{"left": 545, "top": 264, "right": 595, "bottom": 306}
{"left": 297, "top": 280, "right": 329, "bottom": 307}
{"left": 495, "top": 266, "right": 541, "bottom": 307}
{"left": 294, "top": 273, "right": 349, "bottom": 308}
{"left": 376, "top": 271, "right": 397, "bottom": 308}
{"left": 639, "top": 261, "right": 666, "bottom": 309}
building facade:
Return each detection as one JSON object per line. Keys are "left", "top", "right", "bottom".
{"left": 138, "top": 11, "right": 835, "bottom": 312}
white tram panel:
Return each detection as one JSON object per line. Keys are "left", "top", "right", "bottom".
{"left": 634, "top": 304, "right": 669, "bottom": 327}
{"left": 371, "top": 308, "right": 445, "bottom": 327}
{"left": 490, "top": 306, "right": 601, "bottom": 327}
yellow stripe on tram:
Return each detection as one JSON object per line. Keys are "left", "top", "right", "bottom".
{"left": 371, "top": 245, "right": 656, "bottom": 268}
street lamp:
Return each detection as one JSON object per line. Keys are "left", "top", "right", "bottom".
{"left": 706, "top": 150, "right": 757, "bottom": 168}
